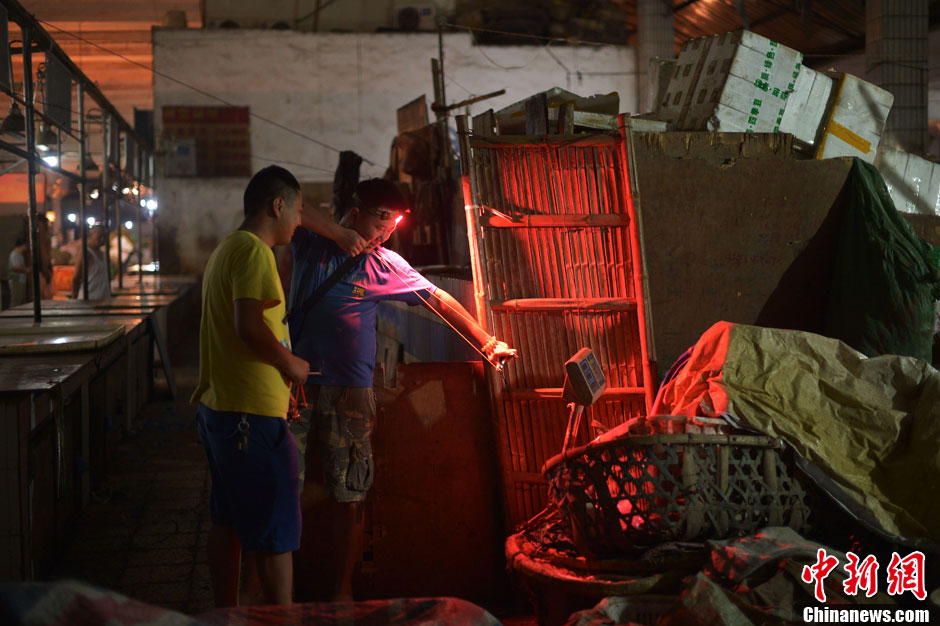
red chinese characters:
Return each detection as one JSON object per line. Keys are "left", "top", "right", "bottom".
{"left": 843, "top": 552, "right": 879, "bottom": 598}
{"left": 886, "top": 551, "right": 927, "bottom": 601}
{"left": 802, "top": 549, "right": 927, "bottom": 602}
{"left": 802, "top": 548, "right": 839, "bottom": 602}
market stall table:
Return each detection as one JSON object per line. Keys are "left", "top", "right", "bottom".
{"left": 0, "top": 322, "right": 138, "bottom": 582}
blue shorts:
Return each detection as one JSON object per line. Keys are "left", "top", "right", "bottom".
{"left": 197, "top": 404, "right": 301, "bottom": 553}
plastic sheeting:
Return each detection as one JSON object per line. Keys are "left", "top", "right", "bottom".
{"left": 651, "top": 321, "right": 940, "bottom": 545}
{"left": 824, "top": 159, "right": 940, "bottom": 364}
{"left": 0, "top": 580, "right": 501, "bottom": 626}
{"left": 564, "top": 528, "right": 902, "bottom": 626}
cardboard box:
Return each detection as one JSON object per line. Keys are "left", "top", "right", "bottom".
{"left": 815, "top": 73, "right": 893, "bottom": 163}
{"left": 779, "top": 66, "right": 835, "bottom": 153}
{"left": 656, "top": 30, "right": 802, "bottom": 133}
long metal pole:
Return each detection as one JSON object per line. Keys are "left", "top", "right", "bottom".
{"left": 136, "top": 143, "right": 143, "bottom": 289}
{"left": 78, "top": 82, "right": 88, "bottom": 300}
{"left": 102, "top": 116, "right": 112, "bottom": 290}
{"left": 456, "top": 115, "right": 487, "bottom": 330}
{"left": 150, "top": 154, "right": 159, "bottom": 286}
{"left": 116, "top": 126, "right": 123, "bottom": 290}
{"left": 22, "top": 25, "right": 41, "bottom": 322}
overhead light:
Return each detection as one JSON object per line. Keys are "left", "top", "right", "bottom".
{"left": 36, "top": 125, "right": 57, "bottom": 152}
{"left": 124, "top": 220, "right": 133, "bottom": 230}
{"left": 139, "top": 198, "right": 146, "bottom": 207}
{"left": 89, "top": 188, "right": 99, "bottom": 199}
{"left": 45, "top": 211, "right": 56, "bottom": 222}
{"left": 0, "top": 102, "right": 25, "bottom": 133}
{"left": 146, "top": 198, "right": 157, "bottom": 211}
{"left": 67, "top": 213, "right": 77, "bottom": 223}
{"left": 42, "top": 154, "right": 58, "bottom": 167}
{"left": 121, "top": 187, "right": 130, "bottom": 195}
{"left": 83, "top": 155, "right": 99, "bottom": 172}
{"left": 86, "top": 216, "right": 96, "bottom": 226}
{"left": 131, "top": 187, "right": 139, "bottom": 196}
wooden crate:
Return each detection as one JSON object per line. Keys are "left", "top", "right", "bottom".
{"left": 458, "top": 117, "right": 656, "bottom": 527}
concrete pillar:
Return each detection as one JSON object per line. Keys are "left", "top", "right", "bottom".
{"left": 635, "top": 0, "right": 674, "bottom": 114}
{"left": 866, "top": 0, "right": 929, "bottom": 152}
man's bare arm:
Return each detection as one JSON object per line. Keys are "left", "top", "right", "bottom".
{"left": 299, "top": 209, "right": 368, "bottom": 256}
{"left": 234, "top": 298, "right": 309, "bottom": 385}
{"left": 425, "top": 289, "right": 517, "bottom": 366}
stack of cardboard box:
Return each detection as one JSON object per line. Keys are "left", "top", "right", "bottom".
{"left": 652, "top": 30, "right": 896, "bottom": 166}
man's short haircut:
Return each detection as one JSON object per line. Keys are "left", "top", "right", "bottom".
{"left": 353, "top": 179, "right": 408, "bottom": 215}
{"left": 14, "top": 236, "right": 27, "bottom": 247}
{"left": 243, "top": 165, "right": 301, "bottom": 217}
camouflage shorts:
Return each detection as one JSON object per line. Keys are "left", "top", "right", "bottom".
{"left": 302, "top": 385, "right": 375, "bottom": 503}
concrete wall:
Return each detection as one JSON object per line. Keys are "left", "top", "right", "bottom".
{"left": 153, "top": 30, "right": 637, "bottom": 273}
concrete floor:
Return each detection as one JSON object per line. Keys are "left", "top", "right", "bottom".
{"left": 49, "top": 361, "right": 216, "bottom": 615}
{"left": 45, "top": 343, "right": 537, "bottom": 624}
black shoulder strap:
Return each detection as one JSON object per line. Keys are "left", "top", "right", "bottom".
{"left": 283, "top": 252, "right": 364, "bottom": 326}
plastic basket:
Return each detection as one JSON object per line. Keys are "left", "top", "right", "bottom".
{"left": 543, "top": 425, "right": 810, "bottom": 556}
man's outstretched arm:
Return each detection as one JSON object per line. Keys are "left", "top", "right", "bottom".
{"left": 425, "top": 289, "right": 517, "bottom": 367}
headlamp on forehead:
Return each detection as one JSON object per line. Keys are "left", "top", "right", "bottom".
{"left": 367, "top": 207, "right": 406, "bottom": 222}
{"left": 352, "top": 190, "right": 410, "bottom": 222}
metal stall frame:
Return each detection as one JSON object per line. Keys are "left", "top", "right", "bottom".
{"left": 457, "top": 114, "right": 657, "bottom": 528}
{"left": 0, "top": 0, "right": 154, "bottom": 315}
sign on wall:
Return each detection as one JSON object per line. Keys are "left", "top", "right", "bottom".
{"left": 161, "top": 106, "right": 251, "bottom": 177}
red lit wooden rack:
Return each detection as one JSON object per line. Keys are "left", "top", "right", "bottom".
{"left": 457, "top": 114, "right": 657, "bottom": 527}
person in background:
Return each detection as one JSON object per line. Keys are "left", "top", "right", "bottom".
{"left": 285, "top": 178, "right": 516, "bottom": 602}
{"left": 37, "top": 214, "right": 53, "bottom": 300}
{"left": 7, "top": 237, "right": 28, "bottom": 307}
{"left": 70, "top": 225, "right": 111, "bottom": 300}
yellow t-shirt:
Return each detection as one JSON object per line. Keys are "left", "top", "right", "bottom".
{"left": 191, "top": 230, "right": 291, "bottom": 418}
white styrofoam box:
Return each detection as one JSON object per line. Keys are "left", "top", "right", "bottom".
{"left": 816, "top": 73, "right": 893, "bottom": 163}
{"left": 779, "top": 66, "right": 834, "bottom": 151}
{"left": 661, "top": 30, "right": 802, "bottom": 132}
{"left": 701, "top": 74, "right": 787, "bottom": 132}
{"left": 876, "top": 146, "right": 913, "bottom": 210}
{"left": 657, "top": 35, "right": 713, "bottom": 126}
{"left": 648, "top": 57, "right": 677, "bottom": 114}
{"left": 904, "top": 153, "right": 936, "bottom": 213}
{"left": 875, "top": 147, "right": 940, "bottom": 216}
{"left": 927, "top": 162, "right": 940, "bottom": 216}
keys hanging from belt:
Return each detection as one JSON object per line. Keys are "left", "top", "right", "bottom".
{"left": 288, "top": 384, "right": 307, "bottom": 423}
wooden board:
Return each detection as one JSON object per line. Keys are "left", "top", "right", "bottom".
{"left": 632, "top": 132, "right": 854, "bottom": 370}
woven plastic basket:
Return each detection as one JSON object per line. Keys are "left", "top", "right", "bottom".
{"left": 542, "top": 426, "right": 810, "bottom": 556}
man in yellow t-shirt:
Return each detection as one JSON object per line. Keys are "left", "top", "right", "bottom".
{"left": 192, "top": 165, "right": 368, "bottom": 607}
